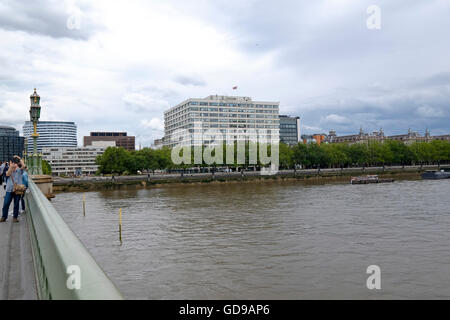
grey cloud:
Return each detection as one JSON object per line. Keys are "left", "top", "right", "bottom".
{"left": 0, "top": 0, "right": 102, "bottom": 40}
{"left": 301, "top": 72, "right": 450, "bottom": 136}
{"left": 417, "top": 72, "right": 450, "bottom": 88}
{"left": 174, "top": 75, "right": 206, "bottom": 87}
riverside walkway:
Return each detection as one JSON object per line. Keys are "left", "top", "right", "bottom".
{"left": 0, "top": 179, "right": 123, "bottom": 300}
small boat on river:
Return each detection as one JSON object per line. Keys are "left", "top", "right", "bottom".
{"left": 351, "top": 175, "right": 395, "bottom": 185}
{"left": 421, "top": 169, "right": 450, "bottom": 180}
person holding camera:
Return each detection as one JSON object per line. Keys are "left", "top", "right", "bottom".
{"left": 1, "top": 156, "right": 25, "bottom": 223}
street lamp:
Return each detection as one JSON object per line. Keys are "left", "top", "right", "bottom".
{"left": 29, "top": 88, "right": 43, "bottom": 175}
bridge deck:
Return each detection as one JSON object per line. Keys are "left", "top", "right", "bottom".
{"left": 0, "top": 186, "right": 37, "bottom": 300}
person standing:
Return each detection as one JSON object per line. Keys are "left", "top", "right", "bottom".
{"left": 20, "top": 166, "right": 29, "bottom": 213}
{"left": 1, "top": 161, "right": 9, "bottom": 190}
{"left": 1, "top": 157, "right": 24, "bottom": 223}
{"left": 0, "top": 162, "right": 4, "bottom": 186}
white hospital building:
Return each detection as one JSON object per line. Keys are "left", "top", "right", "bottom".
{"left": 163, "top": 95, "right": 280, "bottom": 147}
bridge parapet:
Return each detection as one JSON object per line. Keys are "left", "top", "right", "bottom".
{"left": 25, "top": 178, "right": 123, "bottom": 299}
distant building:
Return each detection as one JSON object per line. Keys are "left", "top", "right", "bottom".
{"left": 83, "top": 132, "right": 135, "bottom": 151}
{"left": 0, "top": 125, "right": 25, "bottom": 161}
{"left": 301, "top": 134, "right": 327, "bottom": 145}
{"left": 152, "top": 138, "right": 164, "bottom": 149}
{"left": 42, "top": 146, "right": 106, "bottom": 176}
{"left": 327, "top": 127, "right": 385, "bottom": 144}
{"left": 164, "top": 95, "right": 280, "bottom": 147}
{"left": 327, "top": 128, "right": 448, "bottom": 145}
{"left": 23, "top": 121, "right": 77, "bottom": 153}
{"left": 279, "top": 115, "right": 300, "bottom": 146}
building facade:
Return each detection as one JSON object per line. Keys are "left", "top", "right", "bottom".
{"left": 152, "top": 138, "right": 164, "bottom": 149}
{"left": 301, "top": 134, "right": 327, "bottom": 145}
{"left": 164, "top": 95, "right": 280, "bottom": 147}
{"left": 279, "top": 115, "right": 300, "bottom": 146}
{"left": 326, "top": 128, "right": 448, "bottom": 145}
{"left": 0, "top": 125, "right": 25, "bottom": 161}
{"left": 83, "top": 132, "right": 135, "bottom": 151}
{"left": 23, "top": 121, "right": 77, "bottom": 153}
{"left": 42, "top": 146, "right": 106, "bottom": 176}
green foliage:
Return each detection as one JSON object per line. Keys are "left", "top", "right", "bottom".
{"left": 290, "top": 140, "right": 450, "bottom": 169}
{"left": 95, "top": 140, "right": 450, "bottom": 174}
{"left": 96, "top": 147, "right": 175, "bottom": 175}
{"left": 42, "top": 160, "right": 52, "bottom": 175}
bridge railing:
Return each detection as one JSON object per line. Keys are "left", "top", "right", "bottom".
{"left": 25, "top": 178, "right": 123, "bottom": 299}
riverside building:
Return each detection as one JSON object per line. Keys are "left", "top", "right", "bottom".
{"left": 23, "top": 121, "right": 77, "bottom": 153}
{"left": 163, "top": 95, "right": 280, "bottom": 147}
{"left": 279, "top": 115, "right": 301, "bottom": 146}
{"left": 42, "top": 146, "right": 106, "bottom": 176}
{"left": 83, "top": 132, "right": 135, "bottom": 151}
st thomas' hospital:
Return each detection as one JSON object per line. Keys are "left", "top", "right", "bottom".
{"left": 163, "top": 95, "right": 289, "bottom": 166}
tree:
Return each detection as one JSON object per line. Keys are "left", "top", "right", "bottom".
{"left": 292, "top": 143, "right": 309, "bottom": 168}
{"left": 279, "top": 143, "right": 294, "bottom": 169}
{"left": 42, "top": 160, "right": 52, "bottom": 175}
{"left": 346, "top": 143, "right": 369, "bottom": 167}
{"left": 96, "top": 147, "right": 132, "bottom": 175}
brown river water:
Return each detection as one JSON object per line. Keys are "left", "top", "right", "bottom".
{"left": 52, "top": 179, "right": 450, "bottom": 299}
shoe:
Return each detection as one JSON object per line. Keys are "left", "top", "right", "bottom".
{"left": 13, "top": 218, "right": 19, "bottom": 223}
{"left": 0, "top": 218, "right": 6, "bottom": 222}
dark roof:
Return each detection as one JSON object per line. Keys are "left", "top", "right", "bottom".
{"left": 0, "top": 125, "right": 16, "bottom": 130}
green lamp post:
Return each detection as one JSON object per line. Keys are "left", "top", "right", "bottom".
{"left": 29, "top": 88, "right": 43, "bottom": 175}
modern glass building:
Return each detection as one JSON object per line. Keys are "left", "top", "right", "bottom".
{"left": 279, "top": 115, "right": 300, "bottom": 146}
{"left": 164, "top": 95, "right": 280, "bottom": 147}
{"left": 0, "top": 125, "right": 25, "bottom": 161}
{"left": 23, "top": 121, "right": 77, "bottom": 153}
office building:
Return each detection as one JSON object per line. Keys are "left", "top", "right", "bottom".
{"left": 42, "top": 146, "right": 106, "bottom": 176}
{"left": 0, "top": 125, "right": 25, "bottom": 161}
{"left": 152, "top": 138, "right": 164, "bottom": 149}
{"left": 164, "top": 95, "right": 280, "bottom": 147}
{"left": 84, "top": 132, "right": 135, "bottom": 151}
{"left": 23, "top": 121, "right": 77, "bottom": 154}
{"left": 279, "top": 115, "right": 300, "bottom": 146}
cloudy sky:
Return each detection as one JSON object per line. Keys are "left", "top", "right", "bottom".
{"left": 0, "top": 0, "right": 449, "bottom": 147}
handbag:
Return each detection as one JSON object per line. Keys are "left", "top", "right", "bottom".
{"left": 11, "top": 172, "right": 26, "bottom": 196}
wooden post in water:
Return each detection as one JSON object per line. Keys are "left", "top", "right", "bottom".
{"left": 82, "top": 194, "right": 86, "bottom": 217}
{"left": 119, "top": 208, "right": 123, "bottom": 245}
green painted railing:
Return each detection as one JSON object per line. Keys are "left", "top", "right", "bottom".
{"left": 25, "top": 179, "right": 123, "bottom": 299}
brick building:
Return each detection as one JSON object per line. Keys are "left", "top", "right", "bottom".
{"left": 83, "top": 132, "right": 135, "bottom": 151}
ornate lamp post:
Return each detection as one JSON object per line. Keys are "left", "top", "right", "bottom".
{"left": 29, "top": 88, "right": 43, "bottom": 175}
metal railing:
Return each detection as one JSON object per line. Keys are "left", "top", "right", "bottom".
{"left": 25, "top": 179, "right": 123, "bottom": 299}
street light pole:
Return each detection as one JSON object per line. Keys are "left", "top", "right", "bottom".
{"left": 29, "top": 88, "right": 43, "bottom": 175}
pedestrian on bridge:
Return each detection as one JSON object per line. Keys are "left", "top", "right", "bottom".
{"left": 1, "top": 156, "right": 24, "bottom": 223}
{"left": 20, "top": 166, "right": 29, "bottom": 213}
{"left": 0, "top": 161, "right": 4, "bottom": 186}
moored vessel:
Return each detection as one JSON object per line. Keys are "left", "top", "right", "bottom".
{"left": 351, "top": 175, "right": 395, "bottom": 184}
{"left": 421, "top": 169, "right": 450, "bottom": 180}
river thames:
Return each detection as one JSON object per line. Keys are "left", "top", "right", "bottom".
{"left": 52, "top": 179, "right": 450, "bottom": 299}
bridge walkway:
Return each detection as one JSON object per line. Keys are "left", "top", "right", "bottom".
{"left": 0, "top": 185, "right": 37, "bottom": 300}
